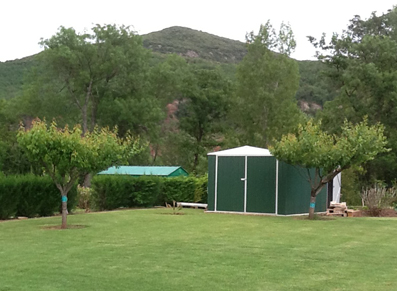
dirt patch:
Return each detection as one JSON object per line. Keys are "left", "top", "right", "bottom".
{"left": 41, "top": 225, "right": 87, "bottom": 230}
{"left": 160, "top": 212, "right": 185, "bottom": 215}
{"left": 294, "top": 215, "right": 336, "bottom": 221}
{"left": 360, "top": 209, "right": 397, "bottom": 217}
{"left": 380, "top": 209, "right": 397, "bottom": 217}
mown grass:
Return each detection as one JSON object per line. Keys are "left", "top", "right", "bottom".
{"left": 1, "top": 209, "right": 397, "bottom": 290}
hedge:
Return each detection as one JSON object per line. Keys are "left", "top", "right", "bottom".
{"left": 0, "top": 174, "right": 207, "bottom": 219}
{"left": 0, "top": 174, "right": 77, "bottom": 220}
{"left": 91, "top": 175, "right": 208, "bottom": 211}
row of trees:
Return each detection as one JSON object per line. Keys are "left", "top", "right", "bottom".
{"left": 308, "top": 7, "right": 397, "bottom": 199}
{"left": 0, "top": 22, "right": 303, "bottom": 175}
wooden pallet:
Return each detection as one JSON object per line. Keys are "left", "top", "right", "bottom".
{"left": 327, "top": 208, "right": 347, "bottom": 217}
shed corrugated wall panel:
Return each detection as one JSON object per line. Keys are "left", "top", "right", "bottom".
{"left": 278, "top": 162, "right": 327, "bottom": 215}
{"left": 246, "top": 156, "right": 276, "bottom": 213}
{"left": 207, "top": 156, "right": 216, "bottom": 211}
{"left": 315, "top": 187, "right": 327, "bottom": 212}
{"left": 217, "top": 156, "right": 245, "bottom": 212}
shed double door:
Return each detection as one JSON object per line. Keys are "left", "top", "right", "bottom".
{"left": 216, "top": 156, "right": 276, "bottom": 213}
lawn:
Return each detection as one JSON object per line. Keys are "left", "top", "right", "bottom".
{"left": 1, "top": 209, "right": 397, "bottom": 291}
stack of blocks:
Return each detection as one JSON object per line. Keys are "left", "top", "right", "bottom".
{"left": 327, "top": 202, "right": 348, "bottom": 217}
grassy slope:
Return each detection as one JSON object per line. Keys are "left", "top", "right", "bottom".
{"left": 0, "top": 55, "right": 36, "bottom": 100}
{"left": 1, "top": 208, "right": 397, "bottom": 291}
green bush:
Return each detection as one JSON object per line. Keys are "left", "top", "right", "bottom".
{"left": 91, "top": 175, "right": 133, "bottom": 210}
{"left": 0, "top": 175, "right": 21, "bottom": 219}
{"left": 161, "top": 177, "right": 196, "bottom": 203}
{"left": 0, "top": 174, "right": 77, "bottom": 219}
{"left": 91, "top": 175, "right": 208, "bottom": 211}
{"left": 16, "top": 175, "right": 58, "bottom": 217}
{"left": 194, "top": 174, "right": 208, "bottom": 203}
{"left": 132, "top": 176, "right": 161, "bottom": 207}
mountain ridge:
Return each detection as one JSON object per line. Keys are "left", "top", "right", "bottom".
{"left": 143, "top": 26, "right": 247, "bottom": 63}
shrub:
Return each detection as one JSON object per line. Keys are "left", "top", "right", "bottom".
{"left": 16, "top": 175, "right": 59, "bottom": 217}
{"left": 77, "top": 185, "right": 93, "bottom": 211}
{"left": 194, "top": 174, "right": 208, "bottom": 203}
{"left": 91, "top": 175, "right": 133, "bottom": 210}
{"left": 161, "top": 177, "right": 196, "bottom": 203}
{"left": 361, "top": 183, "right": 397, "bottom": 216}
{"left": 0, "top": 174, "right": 78, "bottom": 219}
{"left": 0, "top": 175, "right": 21, "bottom": 219}
{"left": 91, "top": 175, "right": 208, "bottom": 211}
{"left": 132, "top": 176, "right": 161, "bottom": 207}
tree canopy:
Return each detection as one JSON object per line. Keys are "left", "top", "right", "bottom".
{"left": 17, "top": 119, "right": 136, "bottom": 228}
{"left": 25, "top": 24, "right": 151, "bottom": 135}
{"left": 310, "top": 7, "right": 397, "bottom": 184}
{"left": 270, "top": 118, "right": 389, "bottom": 219}
{"left": 234, "top": 21, "right": 304, "bottom": 147}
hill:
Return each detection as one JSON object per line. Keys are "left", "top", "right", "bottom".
{"left": 0, "top": 26, "right": 333, "bottom": 107}
{"left": 142, "top": 26, "right": 247, "bottom": 64}
{"left": 0, "top": 55, "right": 36, "bottom": 100}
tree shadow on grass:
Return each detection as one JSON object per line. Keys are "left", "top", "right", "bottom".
{"left": 41, "top": 225, "right": 87, "bottom": 230}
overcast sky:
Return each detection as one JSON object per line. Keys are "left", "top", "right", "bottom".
{"left": 1, "top": 1, "right": 396, "bottom": 62}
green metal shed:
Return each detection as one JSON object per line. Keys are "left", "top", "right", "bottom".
{"left": 98, "top": 166, "right": 188, "bottom": 177}
{"left": 207, "top": 146, "right": 327, "bottom": 215}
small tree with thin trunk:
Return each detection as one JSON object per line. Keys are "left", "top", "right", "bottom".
{"left": 17, "top": 119, "right": 135, "bottom": 228}
{"left": 269, "top": 118, "right": 389, "bottom": 219}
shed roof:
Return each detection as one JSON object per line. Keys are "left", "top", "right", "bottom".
{"left": 98, "top": 166, "right": 187, "bottom": 176}
{"left": 208, "top": 145, "right": 273, "bottom": 157}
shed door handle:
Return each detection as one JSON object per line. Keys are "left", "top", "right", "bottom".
{"left": 241, "top": 178, "right": 246, "bottom": 181}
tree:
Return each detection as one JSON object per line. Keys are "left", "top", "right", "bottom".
{"left": 270, "top": 119, "right": 389, "bottom": 219}
{"left": 234, "top": 21, "right": 304, "bottom": 147}
{"left": 146, "top": 55, "right": 190, "bottom": 163}
{"left": 176, "top": 68, "right": 232, "bottom": 172}
{"left": 26, "top": 24, "right": 150, "bottom": 135}
{"left": 0, "top": 99, "right": 36, "bottom": 175}
{"left": 309, "top": 7, "right": 397, "bottom": 184}
{"left": 17, "top": 119, "right": 135, "bottom": 228}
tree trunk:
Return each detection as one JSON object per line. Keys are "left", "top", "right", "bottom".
{"left": 193, "top": 152, "right": 199, "bottom": 172}
{"left": 82, "top": 80, "right": 93, "bottom": 136}
{"left": 91, "top": 97, "right": 97, "bottom": 132}
{"left": 61, "top": 195, "right": 68, "bottom": 229}
{"left": 307, "top": 170, "right": 343, "bottom": 220}
{"left": 308, "top": 195, "right": 316, "bottom": 220}
{"left": 82, "top": 104, "right": 88, "bottom": 136}
{"left": 308, "top": 182, "right": 326, "bottom": 220}
{"left": 83, "top": 173, "right": 92, "bottom": 188}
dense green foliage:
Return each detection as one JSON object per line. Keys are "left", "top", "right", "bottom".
{"left": 28, "top": 25, "right": 152, "bottom": 135}
{"left": 2, "top": 209, "right": 397, "bottom": 290}
{"left": 91, "top": 175, "right": 207, "bottom": 211}
{"left": 0, "top": 174, "right": 77, "bottom": 219}
{"left": 309, "top": 7, "right": 397, "bottom": 197}
{"left": 233, "top": 22, "right": 304, "bottom": 147}
{"left": 177, "top": 68, "right": 232, "bottom": 171}
{"left": 296, "top": 60, "right": 337, "bottom": 106}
